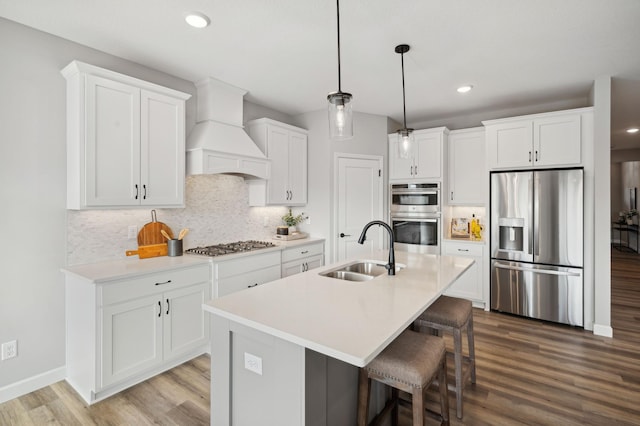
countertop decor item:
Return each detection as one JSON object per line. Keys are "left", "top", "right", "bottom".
{"left": 125, "top": 243, "right": 168, "bottom": 259}
{"left": 138, "top": 210, "right": 173, "bottom": 245}
{"left": 282, "top": 209, "right": 305, "bottom": 227}
{"left": 327, "top": 0, "right": 353, "bottom": 140}
{"left": 451, "top": 218, "right": 470, "bottom": 238}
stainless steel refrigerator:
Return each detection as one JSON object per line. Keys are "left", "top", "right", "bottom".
{"left": 490, "top": 168, "right": 583, "bottom": 326}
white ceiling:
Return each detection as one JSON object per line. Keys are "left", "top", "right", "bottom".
{"left": 1, "top": 0, "right": 639, "bottom": 148}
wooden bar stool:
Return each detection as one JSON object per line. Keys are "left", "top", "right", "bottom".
{"left": 357, "top": 330, "right": 449, "bottom": 426}
{"left": 415, "top": 295, "right": 476, "bottom": 419}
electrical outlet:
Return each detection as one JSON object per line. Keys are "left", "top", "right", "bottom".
{"left": 1, "top": 340, "right": 17, "bottom": 360}
{"left": 128, "top": 225, "right": 137, "bottom": 239}
{"left": 244, "top": 352, "right": 262, "bottom": 375}
{"left": 263, "top": 216, "right": 269, "bottom": 227}
{"left": 306, "top": 216, "right": 311, "bottom": 225}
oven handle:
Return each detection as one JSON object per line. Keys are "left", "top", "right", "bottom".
{"left": 392, "top": 189, "right": 439, "bottom": 195}
{"left": 392, "top": 217, "right": 439, "bottom": 223}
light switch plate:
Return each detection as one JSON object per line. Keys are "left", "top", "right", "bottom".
{"left": 244, "top": 352, "right": 263, "bottom": 375}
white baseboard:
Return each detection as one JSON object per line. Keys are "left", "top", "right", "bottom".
{"left": 0, "top": 366, "right": 66, "bottom": 404}
{"left": 593, "top": 323, "right": 613, "bottom": 337}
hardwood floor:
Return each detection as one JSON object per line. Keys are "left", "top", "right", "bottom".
{"left": 2, "top": 251, "right": 639, "bottom": 425}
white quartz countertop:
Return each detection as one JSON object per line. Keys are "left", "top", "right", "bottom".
{"left": 60, "top": 237, "right": 325, "bottom": 283}
{"left": 203, "top": 250, "right": 473, "bottom": 367}
{"left": 60, "top": 255, "right": 210, "bottom": 283}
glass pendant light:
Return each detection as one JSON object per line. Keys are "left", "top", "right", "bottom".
{"left": 327, "top": 0, "right": 353, "bottom": 140}
{"left": 395, "top": 44, "right": 413, "bottom": 159}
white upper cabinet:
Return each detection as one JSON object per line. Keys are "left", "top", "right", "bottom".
{"left": 484, "top": 108, "right": 590, "bottom": 170}
{"left": 62, "top": 61, "right": 190, "bottom": 209}
{"left": 389, "top": 127, "right": 448, "bottom": 181}
{"left": 247, "top": 118, "right": 308, "bottom": 206}
{"left": 448, "top": 127, "right": 486, "bottom": 205}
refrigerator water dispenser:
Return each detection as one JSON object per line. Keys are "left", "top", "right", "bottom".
{"left": 498, "top": 217, "right": 524, "bottom": 251}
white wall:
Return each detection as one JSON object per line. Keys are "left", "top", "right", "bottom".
{"left": 294, "top": 110, "right": 394, "bottom": 262}
{"left": 0, "top": 18, "right": 294, "bottom": 399}
{"left": 591, "top": 76, "right": 613, "bottom": 337}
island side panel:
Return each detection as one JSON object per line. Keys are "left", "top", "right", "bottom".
{"left": 211, "top": 315, "right": 305, "bottom": 426}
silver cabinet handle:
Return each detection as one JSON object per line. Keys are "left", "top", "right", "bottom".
{"left": 494, "top": 262, "right": 581, "bottom": 277}
{"left": 301, "top": 250, "right": 309, "bottom": 254}
{"left": 166, "top": 299, "right": 170, "bottom": 315}
{"left": 457, "top": 249, "right": 469, "bottom": 252}
{"left": 451, "top": 191, "right": 454, "bottom": 201}
{"left": 535, "top": 150, "right": 539, "bottom": 162}
{"left": 155, "top": 280, "right": 172, "bottom": 286}
{"left": 339, "top": 233, "right": 351, "bottom": 238}
{"left": 135, "top": 184, "right": 139, "bottom": 200}
{"left": 143, "top": 184, "right": 147, "bottom": 200}
{"left": 248, "top": 283, "right": 258, "bottom": 288}
{"left": 158, "top": 301, "right": 161, "bottom": 317}
{"left": 528, "top": 151, "right": 532, "bottom": 162}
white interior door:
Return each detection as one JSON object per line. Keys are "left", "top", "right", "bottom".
{"left": 335, "top": 155, "right": 384, "bottom": 262}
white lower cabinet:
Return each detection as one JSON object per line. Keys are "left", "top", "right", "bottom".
{"left": 442, "top": 240, "right": 485, "bottom": 305}
{"left": 215, "top": 251, "right": 281, "bottom": 297}
{"left": 281, "top": 241, "right": 325, "bottom": 277}
{"left": 65, "top": 263, "right": 210, "bottom": 404}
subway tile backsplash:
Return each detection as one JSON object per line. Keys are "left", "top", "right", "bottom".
{"left": 66, "top": 174, "right": 289, "bottom": 265}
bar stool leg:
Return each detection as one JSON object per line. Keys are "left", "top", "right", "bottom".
{"left": 453, "top": 327, "right": 464, "bottom": 419}
{"left": 467, "top": 315, "right": 477, "bottom": 384}
{"left": 439, "top": 357, "right": 450, "bottom": 426}
{"left": 357, "top": 368, "right": 371, "bottom": 426}
{"left": 391, "top": 388, "right": 399, "bottom": 426}
{"left": 411, "top": 386, "right": 424, "bottom": 426}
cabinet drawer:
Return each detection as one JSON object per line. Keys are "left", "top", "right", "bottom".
{"left": 216, "top": 251, "right": 281, "bottom": 279}
{"left": 100, "top": 265, "right": 210, "bottom": 306}
{"left": 281, "top": 242, "right": 324, "bottom": 263}
{"left": 443, "top": 242, "right": 484, "bottom": 258}
{"left": 216, "top": 265, "right": 281, "bottom": 297}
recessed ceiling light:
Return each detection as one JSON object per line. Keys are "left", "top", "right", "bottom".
{"left": 185, "top": 12, "right": 210, "bottom": 28}
{"left": 627, "top": 128, "right": 639, "bottom": 134}
{"left": 457, "top": 85, "right": 473, "bottom": 94}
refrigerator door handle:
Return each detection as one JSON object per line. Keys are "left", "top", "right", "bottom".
{"left": 494, "top": 262, "right": 581, "bottom": 277}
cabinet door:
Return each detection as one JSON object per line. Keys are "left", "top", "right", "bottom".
{"left": 486, "top": 121, "right": 533, "bottom": 169}
{"left": 141, "top": 90, "right": 185, "bottom": 206}
{"left": 448, "top": 130, "right": 486, "bottom": 205}
{"left": 389, "top": 136, "right": 414, "bottom": 180}
{"left": 288, "top": 131, "right": 308, "bottom": 205}
{"left": 443, "top": 243, "right": 484, "bottom": 302}
{"left": 101, "top": 294, "right": 162, "bottom": 388}
{"left": 266, "top": 126, "right": 291, "bottom": 204}
{"left": 163, "top": 282, "right": 209, "bottom": 360}
{"left": 85, "top": 75, "right": 140, "bottom": 206}
{"left": 533, "top": 114, "right": 581, "bottom": 167}
{"left": 281, "top": 260, "right": 304, "bottom": 277}
{"left": 414, "top": 132, "right": 441, "bottom": 179}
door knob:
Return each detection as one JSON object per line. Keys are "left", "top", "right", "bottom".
{"left": 340, "top": 233, "right": 351, "bottom": 238}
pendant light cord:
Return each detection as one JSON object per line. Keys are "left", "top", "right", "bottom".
{"left": 336, "top": 0, "right": 342, "bottom": 93}
{"left": 401, "top": 50, "right": 407, "bottom": 129}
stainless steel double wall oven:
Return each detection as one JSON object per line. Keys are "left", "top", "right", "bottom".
{"left": 390, "top": 183, "right": 441, "bottom": 254}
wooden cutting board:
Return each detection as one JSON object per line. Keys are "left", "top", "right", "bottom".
{"left": 138, "top": 210, "right": 173, "bottom": 245}
{"left": 126, "top": 243, "right": 168, "bottom": 259}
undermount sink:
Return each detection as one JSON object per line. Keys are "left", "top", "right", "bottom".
{"left": 319, "top": 260, "right": 405, "bottom": 282}
{"left": 321, "top": 270, "right": 375, "bottom": 282}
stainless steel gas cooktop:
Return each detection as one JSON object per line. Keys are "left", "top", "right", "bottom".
{"left": 185, "top": 240, "right": 276, "bottom": 257}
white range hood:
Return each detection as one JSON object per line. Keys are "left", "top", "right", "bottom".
{"left": 186, "top": 77, "right": 269, "bottom": 179}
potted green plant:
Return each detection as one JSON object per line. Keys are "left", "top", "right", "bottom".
{"left": 282, "top": 209, "right": 305, "bottom": 233}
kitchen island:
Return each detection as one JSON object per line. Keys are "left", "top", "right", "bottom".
{"left": 203, "top": 250, "right": 473, "bottom": 426}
